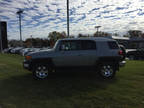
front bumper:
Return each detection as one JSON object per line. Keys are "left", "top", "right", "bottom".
{"left": 23, "top": 60, "right": 31, "bottom": 70}
{"left": 119, "top": 60, "right": 126, "bottom": 67}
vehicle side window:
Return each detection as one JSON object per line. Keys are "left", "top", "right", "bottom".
{"left": 82, "top": 40, "right": 96, "bottom": 50}
{"left": 108, "top": 41, "right": 119, "bottom": 49}
{"left": 59, "top": 40, "right": 82, "bottom": 51}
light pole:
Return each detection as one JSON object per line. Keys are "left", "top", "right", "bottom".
{"left": 16, "top": 9, "right": 23, "bottom": 47}
{"left": 95, "top": 26, "right": 101, "bottom": 36}
{"left": 67, "top": 0, "right": 69, "bottom": 37}
{"left": 30, "top": 35, "right": 33, "bottom": 48}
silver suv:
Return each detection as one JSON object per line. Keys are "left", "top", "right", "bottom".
{"left": 23, "top": 37, "right": 126, "bottom": 79}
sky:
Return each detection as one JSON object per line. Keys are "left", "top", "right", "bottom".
{"left": 0, "top": 0, "right": 144, "bottom": 40}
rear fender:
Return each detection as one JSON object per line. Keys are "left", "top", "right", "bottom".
{"left": 96, "top": 57, "right": 120, "bottom": 70}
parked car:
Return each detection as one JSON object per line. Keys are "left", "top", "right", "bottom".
{"left": 23, "top": 37, "right": 126, "bottom": 79}
{"left": 126, "top": 48, "right": 144, "bottom": 60}
{"left": 3, "top": 47, "right": 13, "bottom": 53}
{"left": 23, "top": 48, "right": 41, "bottom": 56}
{"left": 10, "top": 47, "right": 23, "bottom": 54}
{"left": 19, "top": 48, "right": 29, "bottom": 55}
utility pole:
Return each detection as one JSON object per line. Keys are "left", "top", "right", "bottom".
{"left": 67, "top": 0, "right": 69, "bottom": 37}
{"left": 16, "top": 9, "right": 23, "bottom": 47}
{"left": 30, "top": 35, "right": 33, "bottom": 48}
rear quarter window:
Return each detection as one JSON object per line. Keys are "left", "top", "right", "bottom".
{"left": 108, "top": 41, "right": 119, "bottom": 49}
{"left": 82, "top": 40, "right": 96, "bottom": 50}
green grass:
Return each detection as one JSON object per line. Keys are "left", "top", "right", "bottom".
{"left": 0, "top": 54, "right": 144, "bottom": 108}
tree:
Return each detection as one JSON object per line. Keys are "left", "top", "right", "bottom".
{"left": 128, "top": 30, "right": 142, "bottom": 38}
{"left": 78, "top": 33, "right": 91, "bottom": 38}
{"left": 78, "top": 33, "right": 83, "bottom": 37}
{"left": 78, "top": 33, "right": 86, "bottom": 38}
{"left": 24, "top": 38, "right": 50, "bottom": 48}
{"left": 8, "top": 40, "right": 22, "bottom": 47}
{"left": 94, "top": 31, "right": 111, "bottom": 37}
{"left": 48, "top": 31, "right": 66, "bottom": 47}
{"left": 141, "top": 33, "right": 144, "bottom": 38}
{"left": 123, "top": 32, "right": 129, "bottom": 37}
{"left": 113, "top": 33, "right": 119, "bottom": 36}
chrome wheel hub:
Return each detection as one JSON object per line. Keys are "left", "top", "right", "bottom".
{"left": 101, "top": 65, "right": 113, "bottom": 77}
{"left": 35, "top": 65, "right": 48, "bottom": 79}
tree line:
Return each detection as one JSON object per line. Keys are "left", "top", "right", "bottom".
{"left": 8, "top": 30, "right": 144, "bottom": 47}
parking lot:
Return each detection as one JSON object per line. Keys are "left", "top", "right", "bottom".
{"left": 0, "top": 54, "right": 144, "bottom": 108}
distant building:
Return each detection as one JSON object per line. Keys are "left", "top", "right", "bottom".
{"left": 106, "top": 36, "right": 130, "bottom": 48}
{"left": 129, "top": 37, "right": 144, "bottom": 49}
{"left": 106, "top": 36, "right": 144, "bottom": 49}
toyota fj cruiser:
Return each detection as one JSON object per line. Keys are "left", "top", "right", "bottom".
{"left": 23, "top": 37, "right": 126, "bottom": 79}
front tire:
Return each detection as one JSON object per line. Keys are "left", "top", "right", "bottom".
{"left": 33, "top": 64, "right": 49, "bottom": 79}
{"left": 98, "top": 64, "right": 116, "bottom": 79}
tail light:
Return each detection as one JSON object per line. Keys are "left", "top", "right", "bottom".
{"left": 119, "top": 50, "right": 123, "bottom": 55}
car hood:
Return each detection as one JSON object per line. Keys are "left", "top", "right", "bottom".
{"left": 28, "top": 48, "right": 55, "bottom": 58}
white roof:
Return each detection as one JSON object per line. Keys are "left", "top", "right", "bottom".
{"left": 111, "top": 36, "right": 130, "bottom": 40}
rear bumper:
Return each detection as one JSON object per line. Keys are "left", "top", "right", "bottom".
{"left": 119, "top": 60, "right": 126, "bottom": 67}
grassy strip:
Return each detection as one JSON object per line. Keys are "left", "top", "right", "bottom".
{"left": 0, "top": 54, "right": 144, "bottom": 108}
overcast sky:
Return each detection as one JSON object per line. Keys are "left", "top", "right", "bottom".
{"left": 0, "top": 0, "right": 144, "bottom": 40}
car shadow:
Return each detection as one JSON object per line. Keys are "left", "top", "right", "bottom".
{"left": 0, "top": 70, "right": 118, "bottom": 103}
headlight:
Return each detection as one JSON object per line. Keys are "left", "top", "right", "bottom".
{"left": 25, "top": 56, "right": 32, "bottom": 60}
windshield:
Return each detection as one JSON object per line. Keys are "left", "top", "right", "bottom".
{"left": 53, "top": 40, "right": 60, "bottom": 50}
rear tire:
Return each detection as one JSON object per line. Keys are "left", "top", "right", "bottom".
{"left": 33, "top": 64, "right": 49, "bottom": 79}
{"left": 98, "top": 63, "right": 116, "bottom": 79}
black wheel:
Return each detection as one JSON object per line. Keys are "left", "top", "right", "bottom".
{"left": 98, "top": 64, "right": 116, "bottom": 79}
{"left": 33, "top": 64, "right": 49, "bottom": 79}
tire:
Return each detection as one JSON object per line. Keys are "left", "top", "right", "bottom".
{"left": 33, "top": 64, "right": 49, "bottom": 79}
{"left": 98, "top": 63, "right": 116, "bottom": 79}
